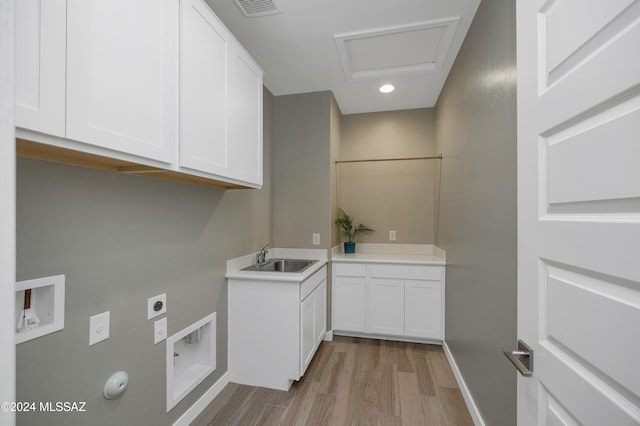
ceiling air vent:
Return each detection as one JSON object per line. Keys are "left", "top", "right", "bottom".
{"left": 234, "top": 0, "right": 282, "bottom": 17}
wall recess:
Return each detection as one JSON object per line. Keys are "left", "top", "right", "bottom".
{"left": 15, "top": 274, "right": 65, "bottom": 344}
{"left": 166, "top": 312, "right": 216, "bottom": 411}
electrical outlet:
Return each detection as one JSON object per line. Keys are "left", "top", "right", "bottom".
{"left": 312, "top": 233, "right": 320, "bottom": 245}
{"left": 389, "top": 230, "right": 397, "bottom": 241}
{"left": 147, "top": 293, "right": 166, "bottom": 320}
{"left": 89, "top": 311, "right": 110, "bottom": 346}
{"left": 154, "top": 317, "right": 167, "bottom": 344}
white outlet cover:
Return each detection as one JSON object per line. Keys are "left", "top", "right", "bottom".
{"left": 89, "top": 311, "right": 110, "bottom": 346}
{"left": 389, "top": 230, "right": 397, "bottom": 241}
{"left": 312, "top": 233, "right": 320, "bottom": 245}
{"left": 154, "top": 317, "right": 167, "bottom": 344}
{"left": 148, "top": 293, "right": 167, "bottom": 320}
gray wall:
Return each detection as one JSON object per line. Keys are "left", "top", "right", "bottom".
{"left": 272, "top": 91, "right": 333, "bottom": 250}
{"left": 434, "top": 0, "right": 517, "bottom": 424}
{"left": 339, "top": 108, "right": 437, "bottom": 244}
{"left": 15, "top": 89, "right": 274, "bottom": 426}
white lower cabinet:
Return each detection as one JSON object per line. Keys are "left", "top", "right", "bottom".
{"left": 333, "top": 262, "right": 445, "bottom": 341}
{"left": 332, "top": 275, "right": 366, "bottom": 332}
{"left": 228, "top": 265, "right": 327, "bottom": 390}
{"left": 301, "top": 280, "right": 326, "bottom": 374}
{"left": 370, "top": 278, "right": 404, "bottom": 336}
{"left": 314, "top": 284, "right": 327, "bottom": 347}
{"left": 405, "top": 280, "right": 442, "bottom": 339}
{"left": 301, "top": 294, "right": 315, "bottom": 370}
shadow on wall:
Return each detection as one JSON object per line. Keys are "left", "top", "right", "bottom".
{"left": 17, "top": 158, "right": 224, "bottom": 250}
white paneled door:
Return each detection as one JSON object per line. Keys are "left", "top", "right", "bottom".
{"left": 516, "top": 0, "right": 640, "bottom": 424}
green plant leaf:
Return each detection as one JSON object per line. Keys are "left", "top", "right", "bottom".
{"left": 334, "top": 208, "right": 374, "bottom": 242}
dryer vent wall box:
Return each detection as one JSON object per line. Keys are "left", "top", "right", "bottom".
{"left": 15, "top": 274, "right": 66, "bottom": 344}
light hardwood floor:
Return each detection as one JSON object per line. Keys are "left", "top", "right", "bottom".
{"left": 193, "top": 336, "right": 474, "bottom": 425}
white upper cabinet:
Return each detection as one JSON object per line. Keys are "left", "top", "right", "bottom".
{"left": 66, "top": 0, "right": 179, "bottom": 163}
{"left": 16, "top": 0, "right": 262, "bottom": 188}
{"left": 180, "top": 0, "right": 229, "bottom": 176}
{"left": 180, "top": 0, "right": 263, "bottom": 187}
{"left": 15, "top": 0, "right": 66, "bottom": 137}
{"left": 227, "top": 42, "right": 263, "bottom": 186}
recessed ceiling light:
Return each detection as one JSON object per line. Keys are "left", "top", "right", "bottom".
{"left": 379, "top": 84, "right": 395, "bottom": 93}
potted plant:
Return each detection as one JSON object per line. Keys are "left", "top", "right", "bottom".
{"left": 334, "top": 208, "right": 375, "bottom": 253}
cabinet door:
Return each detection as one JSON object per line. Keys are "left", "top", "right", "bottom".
{"left": 227, "top": 43, "right": 263, "bottom": 186}
{"left": 370, "top": 278, "right": 404, "bottom": 336}
{"left": 180, "top": 0, "right": 229, "bottom": 175}
{"left": 300, "top": 289, "right": 315, "bottom": 375}
{"left": 301, "top": 280, "right": 327, "bottom": 375}
{"left": 332, "top": 276, "right": 366, "bottom": 332}
{"left": 15, "top": 0, "right": 65, "bottom": 136}
{"left": 405, "top": 280, "right": 442, "bottom": 339}
{"left": 314, "top": 281, "right": 327, "bottom": 347}
{"left": 66, "top": 0, "right": 178, "bottom": 163}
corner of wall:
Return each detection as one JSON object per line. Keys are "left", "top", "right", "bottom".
{"left": 330, "top": 92, "right": 342, "bottom": 248}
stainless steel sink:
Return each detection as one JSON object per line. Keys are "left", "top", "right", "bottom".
{"left": 241, "top": 258, "right": 317, "bottom": 273}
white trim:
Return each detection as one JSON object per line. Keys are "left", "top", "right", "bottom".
{"left": 171, "top": 371, "right": 231, "bottom": 426}
{"left": 442, "top": 341, "right": 486, "bottom": 426}
{"left": 333, "top": 330, "right": 442, "bottom": 346}
{"left": 0, "top": 0, "right": 16, "bottom": 421}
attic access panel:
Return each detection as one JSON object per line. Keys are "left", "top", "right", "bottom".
{"left": 335, "top": 17, "right": 460, "bottom": 80}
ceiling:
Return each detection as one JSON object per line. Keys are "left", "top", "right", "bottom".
{"left": 205, "top": 0, "right": 481, "bottom": 115}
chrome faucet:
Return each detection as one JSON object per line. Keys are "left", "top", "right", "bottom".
{"left": 256, "top": 244, "right": 269, "bottom": 266}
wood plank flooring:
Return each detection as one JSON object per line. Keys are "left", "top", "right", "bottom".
{"left": 192, "top": 336, "right": 474, "bottom": 426}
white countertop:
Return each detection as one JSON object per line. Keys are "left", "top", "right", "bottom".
{"left": 331, "top": 243, "right": 446, "bottom": 265}
{"left": 226, "top": 248, "right": 329, "bottom": 282}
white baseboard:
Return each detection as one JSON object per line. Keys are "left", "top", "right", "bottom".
{"left": 323, "top": 330, "right": 334, "bottom": 341}
{"left": 333, "top": 330, "right": 442, "bottom": 346}
{"left": 442, "top": 341, "right": 486, "bottom": 426}
{"left": 172, "top": 371, "right": 231, "bottom": 426}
